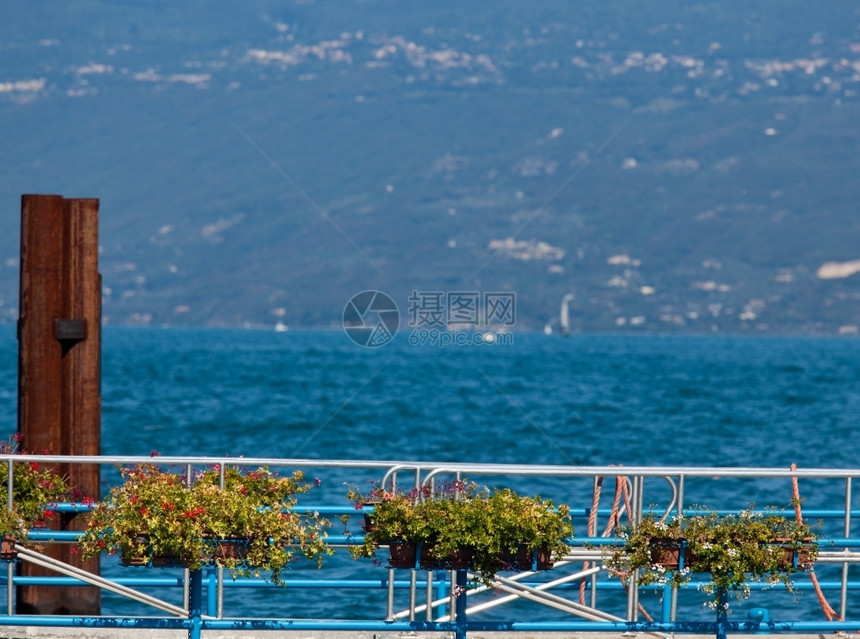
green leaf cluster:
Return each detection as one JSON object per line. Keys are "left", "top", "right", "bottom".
{"left": 0, "top": 436, "right": 70, "bottom": 546}
{"left": 348, "top": 480, "right": 573, "bottom": 585}
{"left": 79, "top": 464, "right": 331, "bottom": 584}
{"left": 605, "top": 507, "right": 819, "bottom": 604}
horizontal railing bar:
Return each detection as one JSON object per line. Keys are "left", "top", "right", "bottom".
{"left": 3, "top": 615, "right": 860, "bottom": 634}
{"left": 5, "top": 453, "right": 860, "bottom": 479}
{"left": 28, "top": 529, "right": 860, "bottom": 550}
{"left": 9, "top": 577, "right": 185, "bottom": 587}
{"left": 48, "top": 500, "right": 860, "bottom": 523}
{"left": 8, "top": 572, "right": 860, "bottom": 593}
{"left": 7, "top": 576, "right": 415, "bottom": 589}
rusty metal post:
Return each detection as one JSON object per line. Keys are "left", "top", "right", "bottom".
{"left": 58, "top": 197, "right": 101, "bottom": 612}
{"left": 17, "top": 194, "right": 65, "bottom": 452}
{"left": 16, "top": 194, "right": 101, "bottom": 614}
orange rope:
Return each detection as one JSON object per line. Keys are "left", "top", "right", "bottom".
{"left": 595, "top": 473, "right": 654, "bottom": 622}
{"left": 603, "top": 475, "right": 625, "bottom": 536}
{"left": 791, "top": 463, "right": 843, "bottom": 623}
{"left": 581, "top": 476, "right": 604, "bottom": 604}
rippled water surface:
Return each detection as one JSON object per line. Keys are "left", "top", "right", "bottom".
{"left": 1, "top": 327, "right": 858, "bottom": 620}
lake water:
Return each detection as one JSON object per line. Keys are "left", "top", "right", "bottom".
{"left": 0, "top": 327, "right": 858, "bottom": 621}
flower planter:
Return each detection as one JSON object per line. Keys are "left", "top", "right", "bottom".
{"left": 775, "top": 539, "right": 817, "bottom": 570}
{"left": 605, "top": 510, "right": 820, "bottom": 607}
{"left": 121, "top": 550, "right": 187, "bottom": 568}
{"left": 1, "top": 535, "right": 18, "bottom": 561}
{"left": 351, "top": 481, "right": 572, "bottom": 586}
{"left": 420, "top": 543, "right": 473, "bottom": 570}
{"left": 361, "top": 502, "right": 380, "bottom": 533}
{"left": 82, "top": 464, "right": 331, "bottom": 584}
{"left": 120, "top": 536, "right": 188, "bottom": 568}
{"left": 499, "top": 544, "right": 554, "bottom": 571}
{"left": 204, "top": 534, "right": 251, "bottom": 562}
{"left": 120, "top": 550, "right": 148, "bottom": 567}
{"left": 388, "top": 541, "right": 418, "bottom": 568}
{"left": 388, "top": 541, "right": 473, "bottom": 570}
{"left": 387, "top": 542, "right": 551, "bottom": 572}
{"left": 121, "top": 535, "right": 258, "bottom": 568}
{"left": 119, "top": 536, "right": 150, "bottom": 567}
{"left": 649, "top": 538, "right": 696, "bottom": 570}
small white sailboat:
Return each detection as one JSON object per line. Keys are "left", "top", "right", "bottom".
{"left": 559, "top": 293, "right": 575, "bottom": 335}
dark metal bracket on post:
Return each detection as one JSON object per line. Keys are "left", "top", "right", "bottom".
{"left": 54, "top": 318, "right": 88, "bottom": 342}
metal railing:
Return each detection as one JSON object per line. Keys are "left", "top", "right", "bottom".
{"left": 2, "top": 454, "right": 860, "bottom": 639}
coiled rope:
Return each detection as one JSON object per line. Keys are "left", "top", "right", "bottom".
{"left": 585, "top": 471, "right": 654, "bottom": 622}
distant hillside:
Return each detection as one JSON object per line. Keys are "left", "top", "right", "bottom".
{"left": 1, "top": 0, "right": 859, "bottom": 335}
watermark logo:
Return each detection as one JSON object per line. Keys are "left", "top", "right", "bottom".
{"left": 342, "top": 290, "right": 400, "bottom": 348}
{"left": 407, "top": 291, "right": 515, "bottom": 328}
{"left": 407, "top": 291, "right": 515, "bottom": 348}
{"left": 343, "top": 290, "right": 515, "bottom": 348}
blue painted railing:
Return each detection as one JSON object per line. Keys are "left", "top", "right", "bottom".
{"left": 2, "top": 455, "right": 860, "bottom": 639}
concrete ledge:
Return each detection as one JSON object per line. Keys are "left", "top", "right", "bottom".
{"left": 0, "top": 629, "right": 838, "bottom": 639}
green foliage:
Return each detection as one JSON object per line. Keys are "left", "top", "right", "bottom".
{"left": 0, "top": 435, "right": 70, "bottom": 546}
{"left": 604, "top": 507, "right": 819, "bottom": 605}
{"left": 79, "top": 464, "right": 331, "bottom": 584}
{"left": 347, "top": 480, "right": 573, "bottom": 585}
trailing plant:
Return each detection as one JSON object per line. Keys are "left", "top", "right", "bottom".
{"left": 347, "top": 479, "right": 573, "bottom": 585}
{"left": 0, "top": 434, "right": 70, "bottom": 546}
{"left": 192, "top": 466, "right": 331, "bottom": 581}
{"left": 604, "top": 507, "right": 818, "bottom": 605}
{"left": 79, "top": 463, "right": 331, "bottom": 584}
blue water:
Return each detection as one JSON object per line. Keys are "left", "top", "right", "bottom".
{"left": 33, "top": 328, "right": 860, "bottom": 466}
{"left": 3, "top": 327, "right": 858, "bottom": 466}
{"left": 1, "top": 327, "right": 859, "bottom": 620}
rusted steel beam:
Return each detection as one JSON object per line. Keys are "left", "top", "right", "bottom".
{"left": 59, "top": 197, "right": 101, "bottom": 612}
{"left": 16, "top": 194, "right": 101, "bottom": 614}
{"left": 17, "top": 194, "right": 65, "bottom": 455}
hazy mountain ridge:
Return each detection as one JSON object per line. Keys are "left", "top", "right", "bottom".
{"left": 0, "top": 1, "right": 858, "bottom": 334}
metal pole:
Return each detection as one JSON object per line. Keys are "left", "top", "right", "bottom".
{"left": 449, "top": 570, "right": 457, "bottom": 627}
{"left": 716, "top": 587, "right": 728, "bottom": 639}
{"left": 671, "top": 474, "right": 685, "bottom": 623}
{"left": 207, "top": 571, "right": 217, "bottom": 617}
{"left": 627, "top": 475, "right": 642, "bottom": 621}
{"left": 386, "top": 567, "right": 395, "bottom": 621}
{"left": 425, "top": 571, "right": 434, "bottom": 621}
{"left": 188, "top": 570, "right": 202, "bottom": 639}
{"left": 455, "top": 569, "right": 467, "bottom": 639}
{"left": 408, "top": 569, "right": 416, "bottom": 620}
{"left": 842, "top": 476, "right": 852, "bottom": 618}
{"left": 5, "top": 562, "right": 12, "bottom": 615}
{"left": 218, "top": 463, "right": 225, "bottom": 618}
